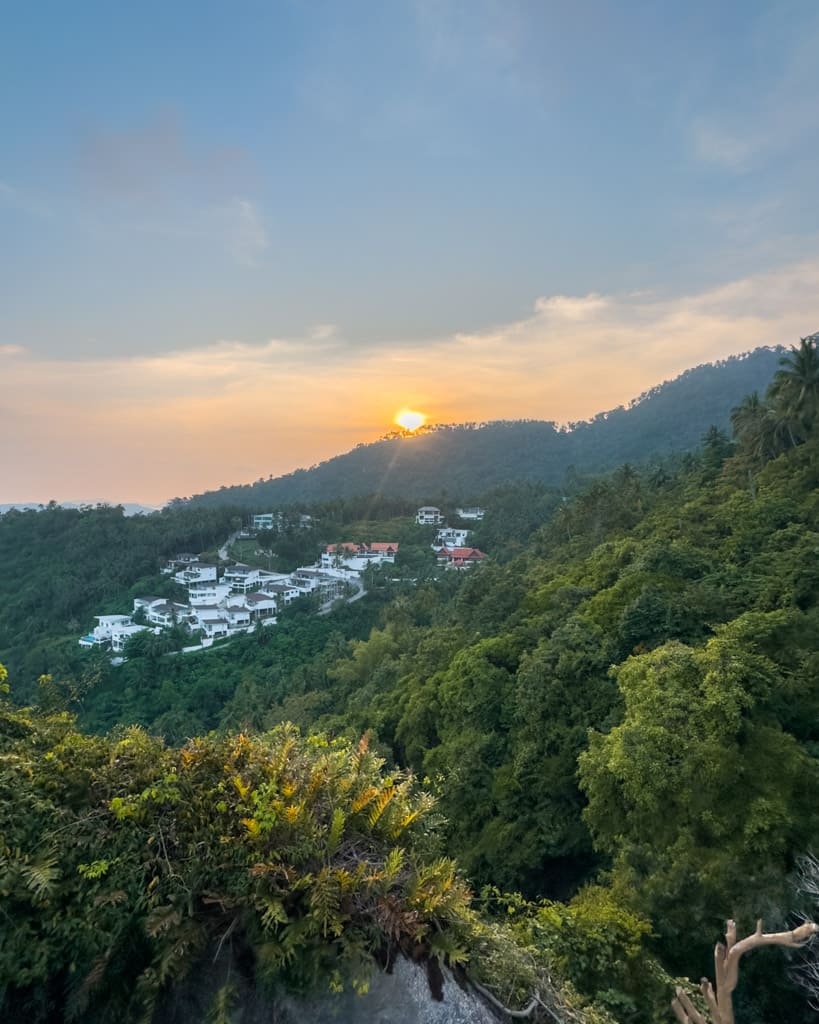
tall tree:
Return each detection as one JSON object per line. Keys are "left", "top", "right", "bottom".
{"left": 769, "top": 334, "right": 819, "bottom": 441}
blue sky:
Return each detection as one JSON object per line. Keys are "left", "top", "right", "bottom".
{"left": 1, "top": 1, "right": 818, "bottom": 502}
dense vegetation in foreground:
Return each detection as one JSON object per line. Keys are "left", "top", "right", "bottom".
{"left": 2, "top": 675, "right": 672, "bottom": 1024}
{"left": 2, "top": 338, "right": 819, "bottom": 1021}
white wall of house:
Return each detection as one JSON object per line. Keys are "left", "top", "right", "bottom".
{"left": 188, "top": 583, "right": 232, "bottom": 606}
{"left": 416, "top": 506, "right": 444, "bottom": 525}
{"left": 435, "top": 528, "right": 469, "bottom": 548}
{"left": 455, "top": 507, "right": 486, "bottom": 520}
{"left": 92, "top": 615, "right": 133, "bottom": 639}
{"left": 110, "top": 624, "right": 151, "bottom": 652}
{"left": 174, "top": 564, "right": 217, "bottom": 586}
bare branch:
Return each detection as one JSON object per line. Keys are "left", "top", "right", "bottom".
{"left": 672, "top": 987, "right": 707, "bottom": 1024}
{"left": 672, "top": 919, "right": 818, "bottom": 1024}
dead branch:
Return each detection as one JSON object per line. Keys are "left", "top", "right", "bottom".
{"left": 469, "top": 978, "right": 541, "bottom": 1019}
{"left": 672, "top": 919, "right": 818, "bottom": 1024}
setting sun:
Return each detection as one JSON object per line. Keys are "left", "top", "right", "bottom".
{"left": 395, "top": 409, "right": 426, "bottom": 432}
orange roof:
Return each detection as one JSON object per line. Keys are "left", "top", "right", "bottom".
{"left": 368, "top": 542, "right": 399, "bottom": 552}
{"left": 445, "top": 547, "right": 485, "bottom": 558}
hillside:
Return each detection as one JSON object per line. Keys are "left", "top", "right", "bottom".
{"left": 180, "top": 347, "right": 782, "bottom": 508}
{"left": 4, "top": 336, "right": 819, "bottom": 1023}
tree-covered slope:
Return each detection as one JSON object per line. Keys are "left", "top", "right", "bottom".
{"left": 6, "top": 339, "right": 819, "bottom": 1023}
{"left": 0, "top": 504, "right": 237, "bottom": 685}
{"left": 0, "top": 676, "right": 635, "bottom": 1024}
{"left": 180, "top": 347, "right": 781, "bottom": 507}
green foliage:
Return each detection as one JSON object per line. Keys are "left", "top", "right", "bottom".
{"left": 0, "top": 698, "right": 475, "bottom": 1021}
{"left": 579, "top": 614, "right": 819, "bottom": 957}
{"left": 4, "top": 341, "right": 819, "bottom": 1021}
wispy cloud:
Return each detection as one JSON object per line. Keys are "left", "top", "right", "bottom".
{"left": 688, "top": 10, "right": 819, "bottom": 172}
{"left": 71, "top": 110, "right": 267, "bottom": 267}
{"left": 223, "top": 198, "right": 269, "bottom": 267}
{"left": 690, "top": 120, "right": 757, "bottom": 172}
{"left": 0, "top": 345, "right": 26, "bottom": 356}
{"left": 76, "top": 110, "right": 255, "bottom": 201}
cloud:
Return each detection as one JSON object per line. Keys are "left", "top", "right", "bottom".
{"left": 0, "top": 345, "right": 25, "bottom": 356}
{"left": 223, "top": 198, "right": 269, "bottom": 267}
{"left": 310, "top": 323, "right": 338, "bottom": 341}
{"left": 70, "top": 111, "right": 266, "bottom": 267}
{"left": 76, "top": 110, "right": 255, "bottom": 202}
{"left": 690, "top": 120, "right": 757, "bottom": 172}
{"left": 688, "top": 11, "right": 819, "bottom": 172}
{"left": 2, "top": 259, "right": 818, "bottom": 504}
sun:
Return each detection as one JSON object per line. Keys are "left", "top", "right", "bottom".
{"left": 395, "top": 409, "right": 426, "bottom": 432}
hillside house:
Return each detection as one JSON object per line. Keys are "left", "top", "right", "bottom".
{"left": 188, "top": 582, "right": 232, "bottom": 606}
{"left": 222, "top": 563, "right": 264, "bottom": 592}
{"left": 434, "top": 527, "right": 469, "bottom": 549}
{"left": 260, "top": 582, "right": 301, "bottom": 605}
{"left": 321, "top": 542, "right": 398, "bottom": 570}
{"left": 252, "top": 512, "right": 313, "bottom": 532}
{"left": 79, "top": 614, "right": 136, "bottom": 648}
{"left": 110, "top": 623, "right": 152, "bottom": 652}
{"left": 244, "top": 592, "right": 278, "bottom": 620}
{"left": 291, "top": 569, "right": 346, "bottom": 600}
{"left": 161, "top": 553, "right": 198, "bottom": 575}
{"left": 368, "top": 542, "right": 398, "bottom": 561}
{"left": 436, "top": 546, "right": 487, "bottom": 570}
{"left": 252, "top": 512, "right": 280, "bottom": 531}
{"left": 145, "top": 600, "right": 192, "bottom": 628}
{"left": 455, "top": 507, "right": 486, "bottom": 521}
{"left": 195, "top": 613, "right": 230, "bottom": 639}
{"left": 174, "top": 563, "right": 217, "bottom": 586}
{"left": 79, "top": 614, "right": 152, "bottom": 650}
{"left": 416, "top": 506, "right": 444, "bottom": 526}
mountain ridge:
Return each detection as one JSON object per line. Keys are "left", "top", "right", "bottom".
{"left": 179, "top": 346, "right": 783, "bottom": 508}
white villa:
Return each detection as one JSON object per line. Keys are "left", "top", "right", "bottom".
{"left": 251, "top": 512, "right": 314, "bottom": 532}
{"left": 188, "top": 582, "right": 232, "bottom": 606}
{"left": 434, "top": 527, "right": 470, "bottom": 549}
{"left": 320, "top": 542, "right": 399, "bottom": 571}
{"left": 79, "top": 615, "right": 152, "bottom": 651}
{"left": 455, "top": 506, "right": 486, "bottom": 521}
{"left": 79, "top": 515, "right": 425, "bottom": 660}
{"left": 222, "top": 564, "right": 291, "bottom": 594}
{"left": 416, "top": 506, "right": 444, "bottom": 526}
{"left": 174, "top": 563, "right": 218, "bottom": 586}
{"left": 161, "top": 553, "right": 199, "bottom": 575}
{"left": 262, "top": 582, "right": 301, "bottom": 604}
{"left": 252, "top": 512, "right": 280, "bottom": 531}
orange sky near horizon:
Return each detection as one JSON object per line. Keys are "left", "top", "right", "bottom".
{"left": 2, "top": 258, "right": 818, "bottom": 505}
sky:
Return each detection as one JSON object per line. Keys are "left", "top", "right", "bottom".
{"left": 2, "top": 0, "right": 819, "bottom": 504}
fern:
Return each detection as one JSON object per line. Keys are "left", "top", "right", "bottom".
{"left": 206, "top": 982, "right": 237, "bottom": 1024}
{"left": 21, "top": 853, "right": 59, "bottom": 900}
{"left": 327, "top": 808, "right": 345, "bottom": 857}
{"left": 383, "top": 846, "right": 405, "bottom": 883}
{"left": 350, "top": 786, "right": 379, "bottom": 814}
{"left": 368, "top": 786, "right": 395, "bottom": 827}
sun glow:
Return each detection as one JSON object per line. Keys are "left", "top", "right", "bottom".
{"left": 395, "top": 409, "right": 425, "bottom": 432}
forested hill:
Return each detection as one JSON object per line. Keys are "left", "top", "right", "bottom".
{"left": 4, "top": 337, "right": 819, "bottom": 1023}
{"left": 181, "top": 347, "right": 781, "bottom": 508}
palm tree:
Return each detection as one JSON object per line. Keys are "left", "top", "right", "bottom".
{"left": 731, "top": 391, "right": 774, "bottom": 464}
{"left": 769, "top": 333, "right": 819, "bottom": 441}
